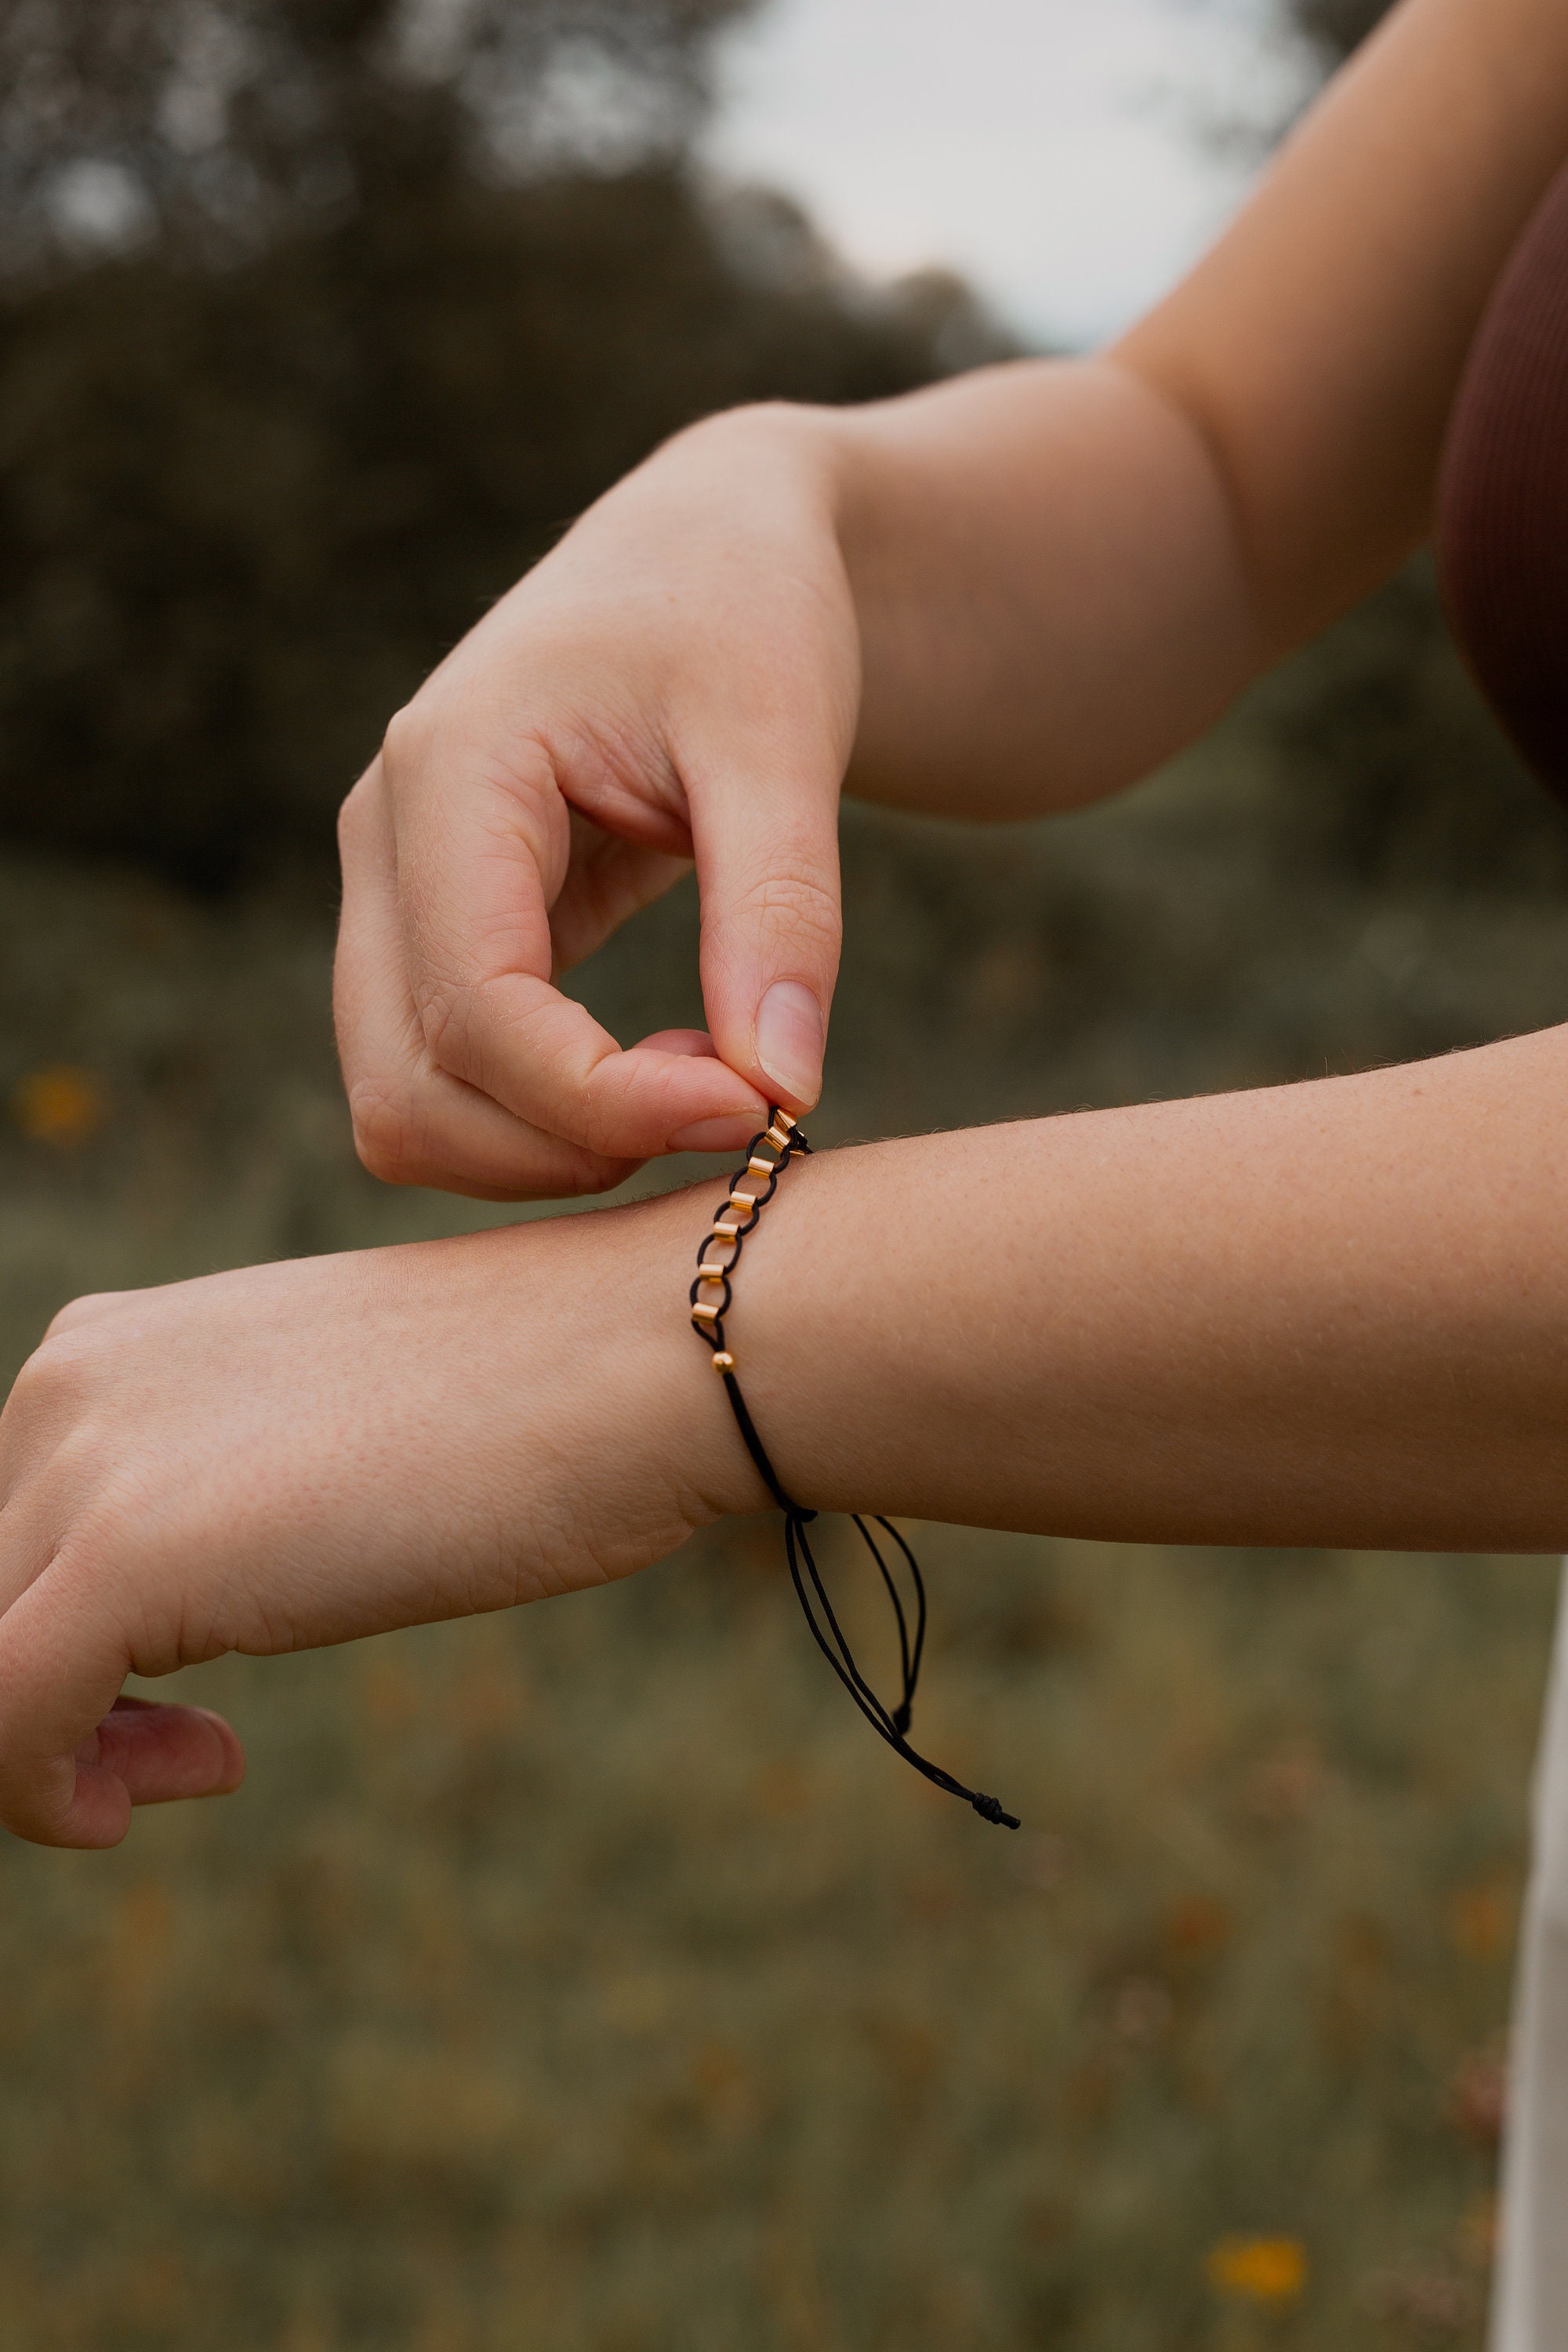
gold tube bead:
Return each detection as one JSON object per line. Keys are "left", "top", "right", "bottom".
{"left": 726, "top": 1190, "right": 757, "bottom": 1210}
{"left": 711, "top": 1352, "right": 735, "bottom": 1372}
{"left": 772, "top": 1109, "right": 796, "bottom": 1131}
{"left": 696, "top": 1265, "right": 729, "bottom": 1283}
{"left": 765, "top": 1127, "right": 791, "bottom": 1152}
{"left": 746, "top": 1156, "right": 776, "bottom": 1177}
{"left": 691, "top": 1301, "right": 720, "bottom": 1321}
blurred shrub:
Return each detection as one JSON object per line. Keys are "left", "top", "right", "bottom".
{"left": 1287, "top": 0, "right": 1396, "bottom": 64}
{"left": 0, "top": 0, "right": 1000, "bottom": 883}
{"left": 1243, "top": 564, "right": 1568, "bottom": 898}
{"left": 0, "top": 169, "right": 982, "bottom": 883}
{"left": 1, "top": 0, "right": 1562, "bottom": 918}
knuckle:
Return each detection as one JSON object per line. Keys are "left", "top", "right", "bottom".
{"left": 347, "top": 1078, "right": 426, "bottom": 1186}
{"left": 379, "top": 700, "right": 429, "bottom": 783}
{"left": 337, "top": 768, "right": 376, "bottom": 853}
{"left": 9, "top": 1329, "right": 93, "bottom": 1418}
{"left": 0, "top": 1352, "right": 113, "bottom": 1521}
{"left": 735, "top": 864, "right": 843, "bottom": 958}
{"left": 0, "top": 1759, "right": 85, "bottom": 1849}
{"left": 42, "top": 1291, "right": 125, "bottom": 1343}
{"left": 412, "top": 972, "right": 480, "bottom": 1080}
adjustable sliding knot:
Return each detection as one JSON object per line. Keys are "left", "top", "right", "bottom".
{"left": 691, "top": 1109, "right": 1018, "bottom": 1832}
{"left": 971, "top": 1791, "right": 1020, "bottom": 1830}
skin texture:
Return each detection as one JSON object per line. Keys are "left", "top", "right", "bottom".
{"left": 0, "top": 1213, "right": 724, "bottom": 1847}
{"left": 7, "top": 0, "right": 1568, "bottom": 1844}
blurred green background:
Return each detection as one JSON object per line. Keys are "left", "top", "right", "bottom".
{"left": 0, "top": 2, "right": 1563, "bottom": 2345}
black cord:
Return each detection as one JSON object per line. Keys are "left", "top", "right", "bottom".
{"left": 689, "top": 1114, "right": 1019, "bottom": 1831}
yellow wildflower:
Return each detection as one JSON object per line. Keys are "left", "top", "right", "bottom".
{"left": 10, "top": 1065, "right": 106, "bottom": 1145}
{"left": 1206, "top": 2234, "right": 1308, "bottom": 2303}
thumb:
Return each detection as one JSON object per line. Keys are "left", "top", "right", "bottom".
{"left": 690, "top": 766, "right": 842, "bottom": 1120}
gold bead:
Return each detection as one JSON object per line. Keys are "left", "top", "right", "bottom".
{"left": 727, "top": 1190, "right": 757, "bottom": 1210}
{"left": 696, "top": 1265, "right": 728, "bottom": 1283}
{"left": 691, "top": 1301, "right": 720, "bottom": 1321}
{"left": 711, "top": 1352, "right": 735, "bottom": 1372}
{"left": 765, "top": 1127, "right": 791, "bottom": 1151}
{"left": 746, "top": 1156, "right": 775, "bottom": 1176}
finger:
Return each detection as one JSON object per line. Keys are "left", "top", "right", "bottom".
{"left": 687, "top": 755, "right": 843, "bottom": 1118}
{"left": 385, "top": 736, "right": 769, "bottom": 1157}
{"left": 77, "top": 1695, "right": 245, "bottom": 1809}
{"left": 633, "top": 1032, "right": 762, "bottom": 1152}
{"left": 0, "top": 1560, "right": 140, "bottom": 1846}
{"left": 337, "top": 768, "right": 644, "bottom": 1198}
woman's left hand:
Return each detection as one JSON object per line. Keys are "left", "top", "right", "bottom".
{"left": 0, "top": 1198, "right": 732, "bottom": 1849}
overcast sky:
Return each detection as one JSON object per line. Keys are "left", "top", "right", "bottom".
{"left": 702, "top": 0, "right": 1317, "bottom": 350}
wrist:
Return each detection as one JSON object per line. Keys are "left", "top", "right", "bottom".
{"left": 574, "top": 1181, "right": 778, "bottom": 1529}
{"left": 653, "top": 398, "right": 858, "bottom": 529}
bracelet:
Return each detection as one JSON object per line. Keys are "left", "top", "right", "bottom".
{"left": 690, "top": 1111, "right": 1019, "bottom": 1831}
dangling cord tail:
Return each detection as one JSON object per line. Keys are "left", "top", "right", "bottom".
{"left": 689, "top": 1111, "right": 1019, "bottom": 1830}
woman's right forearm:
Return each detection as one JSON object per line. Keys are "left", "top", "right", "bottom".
{"left": 684, "top": 1023, "right": 1568, "bottom": 1553}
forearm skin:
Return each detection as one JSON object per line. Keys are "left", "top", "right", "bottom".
{"left": 829, "top": 356, "right": 1264, "bottom": 817}
{"left": 665, "top": 1027, "right": 1568, "bottom": 1553}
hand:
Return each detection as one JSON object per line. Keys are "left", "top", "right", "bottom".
{"left": 335, "top": 405, "right": 859, "bottom": 1201}
{"left": 0, "top": 1196, "right": 736, "bottom": 1848}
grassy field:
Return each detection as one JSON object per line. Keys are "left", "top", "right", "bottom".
{"left": 0, "top": 619, "right": 1565, "bottom": 2349}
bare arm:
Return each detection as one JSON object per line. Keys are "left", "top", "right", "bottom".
{"left": 5, "top": 1012, "right": 1566, "bottom": 1845}
{"left": 15, "top": 0, "right": 1568, "bottom": 1853}
{"left": 839, "top": 0, "right": 1568, "bottom": 811}
{"left": 725, "top": 1030, "right": 1568, "bottom": 1552}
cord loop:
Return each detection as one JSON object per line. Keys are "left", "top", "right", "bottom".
{"left": 691, "top": 1113, "right": 1019, "bottom": 1832}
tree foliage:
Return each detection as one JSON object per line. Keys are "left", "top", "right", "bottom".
{"left": 0, "top": 1, "right": 1000, "bottom": 881}
{"left": 1284, "top": 0, "right": 1394, "bottom": 66}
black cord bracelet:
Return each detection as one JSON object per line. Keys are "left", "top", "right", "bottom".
{"left": 689, "top": 1111, "right": 1019, "bottom": 1831}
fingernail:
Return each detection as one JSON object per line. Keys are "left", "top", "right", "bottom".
{"left": 754, "top": 981, "right": 823, "bottom": 1109}
{"left": 666, "top": 1114, "right": 760, "bottom": 1154}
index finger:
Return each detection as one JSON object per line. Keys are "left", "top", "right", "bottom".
{"left": 388, "top": 727, "right": 768, "bottom": 1160}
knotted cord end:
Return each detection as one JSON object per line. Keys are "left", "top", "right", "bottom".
{"left": 971, "top": 1791, "right": 1020, "bottom": 1829}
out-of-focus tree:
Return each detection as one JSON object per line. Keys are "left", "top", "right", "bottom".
{"left": 0, "top": 0, "right": 1002, "bottom": 881}
{"left": 1284, "top": 0, "right": 1394, "bottom": 67}
{"left": 0, "top": 0, "right": 751, "bottom": 272}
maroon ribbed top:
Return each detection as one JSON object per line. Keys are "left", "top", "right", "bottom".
{"left": 1439, "top": 164, "right": 1568, "bottom": 800}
